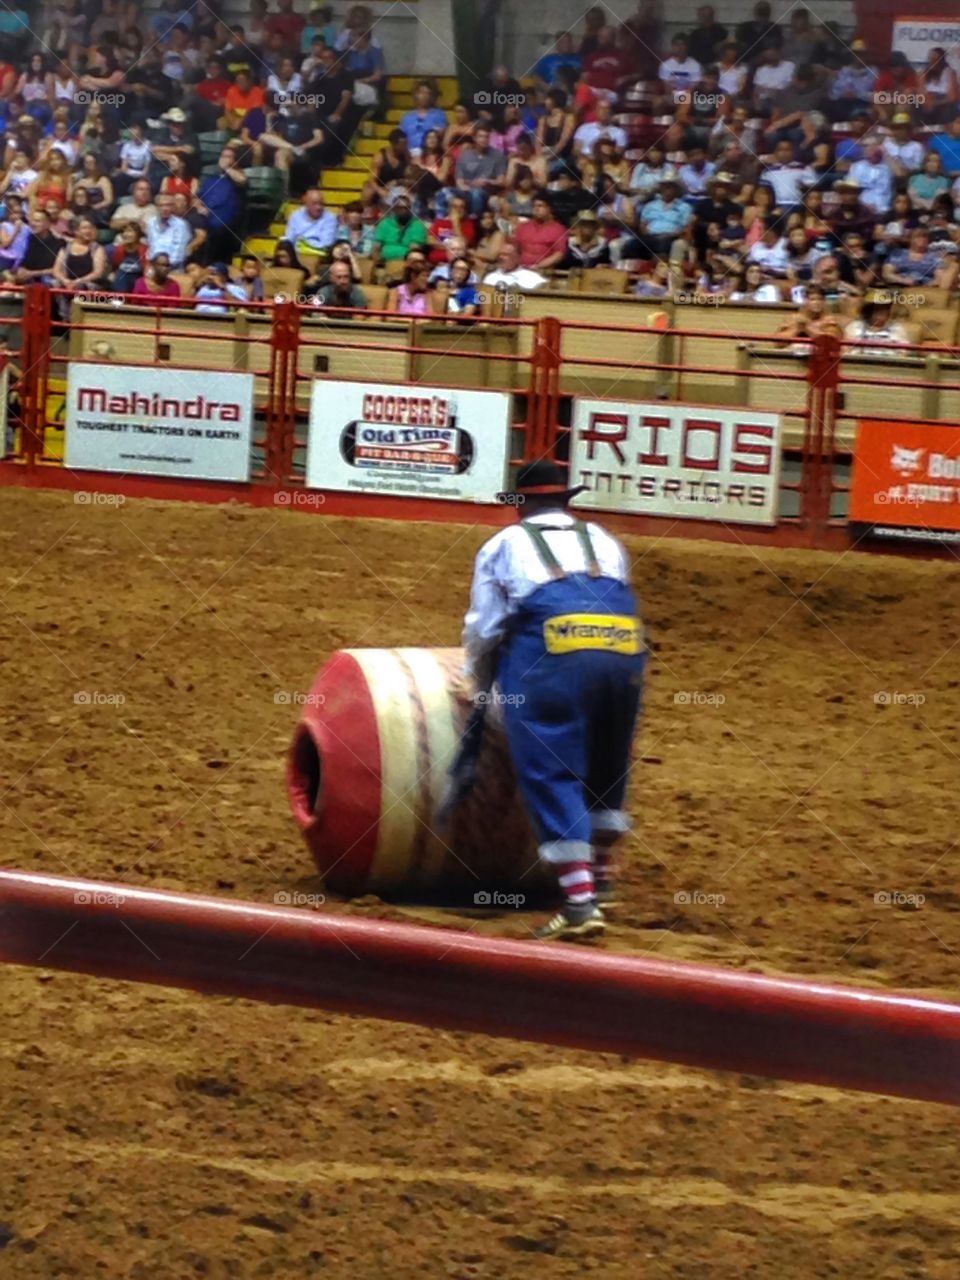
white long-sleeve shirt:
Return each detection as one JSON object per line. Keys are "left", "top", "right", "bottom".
{"left": 462, "top": 511, "right": 631, "bottom": 681}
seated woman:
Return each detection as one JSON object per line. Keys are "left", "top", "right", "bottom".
{"left": 504, "top": 165, "right": 538, "bottom": 220}
{"left": 0, "top": 194, "right": 30, "bottom": 275}
{"left": 391, "top": 261, "right": 432, "bottom": 315}
{"left": 505, "top": 132, "right": 548, "bottom": 189}
{"left": 844, "top": 289, "right": 911, "bottom": 357}
{"left": 563, "top": 209, "right": 610, "bottom": 269}
{"left": 441, "top": 255, "right": 483, "bottom": 319}
{"left": 536, "top": 88, "right": 575, "bottom": 174}
{"left": 27, "top": 148, "right": 71, "bottom": 214}
{"left": 17, "top": 54, "right": 53, "bottom": 127}
{"left": 581, "top": 137, "right": 631, "bottom": 197}
{"left": 908, "top": 152, "right": 950, "bottom": 212}
{"left": 71, "top": 152, "right": 114, "bottom": 219}
{"left": 775, "top": 283, "right": 844, "bottom": 353}
{"left": 473, "top": 207, "right": 505, "bottom": 272}
{"left": 51, "top": 214, "right": 108, "bottom": 316}
{"left": 366, "top": 129, "right": 410, "bottom": 205}
{"left": 111, "top": 221, "right": 147, "bottom": 293}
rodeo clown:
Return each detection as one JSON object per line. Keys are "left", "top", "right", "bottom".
{"left": 462, "top": 460, "right": 646, "bottom": 942}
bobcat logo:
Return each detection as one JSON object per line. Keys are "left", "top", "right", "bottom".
{"left": 891, "top": 444, "right": 924, "bottom": 476}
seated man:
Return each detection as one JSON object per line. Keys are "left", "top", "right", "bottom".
{"left": 285, "top": 188, "right": 339, "bottom": 258}
{"left": 315, "top": 257, "right": 369, "bottom": 310}
{"left": 619, "top": 176, "right": 692, "bottom": 262}
{"left": 513, "top": 192, "right": 569, "bottom": 273}
{"left": 884, "top": 227, "right": 957, "bottom": 290}
{"left": 483, "top": 241, "right": 547, "bottom": 293}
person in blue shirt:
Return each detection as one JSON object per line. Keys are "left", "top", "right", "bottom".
{"left": 534, "top": 33, "right": 582, "bottom": 88}
{"left": 834, "top": 111, "right": 871, "bottom": 170}
{"left": 930, "top": 115, "right": 960, "bottom": 177}
{"left": 302, "top": 4, "right": 337, "bottom": 54}
{"left": 399, "top": 80, "right": 449, "bottom": 156}
{"left": 198, "top": 145, "right": 247, "bottom": 264}
{"left": 150, "top": 0, "right": 193, "bottom": 40}
{"left": 443, "top": 255, "right": 483, "bottom": 318}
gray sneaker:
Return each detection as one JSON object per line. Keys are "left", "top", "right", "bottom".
{"left": 534, "top": 906, "right": 605, "bottom": 942}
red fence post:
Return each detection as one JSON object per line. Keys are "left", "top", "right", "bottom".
{"left": 18, "top": 284, "right": 51, "bottom": 465}
{"left": 802, "top": 333, "right": 842, "bottom": 545}
{"left": 527, "top": 315, "right": 562, "bottom": 462}
{"left": 266, "top": 300, "right": 301, "bottom": 484}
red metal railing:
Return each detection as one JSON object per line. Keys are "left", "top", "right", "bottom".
{"left": 3, "top": 868, "right": 959, "bottom": 1105}
{"left": 5, "top": 284, "right": 958, "bottom": 548}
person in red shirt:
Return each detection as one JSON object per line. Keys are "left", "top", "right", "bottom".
{"left": 582, "top": 25, "right": 633, "bottom": 101}
{"left": 266, "top": 0, "right": 306, "bottom": 47}
{"left": 132, "top": 253, "right": 182, "bottom": 303}
{"left": 514, "top": 193, "right": 568, "bottom": 271}
{"left": 873, "top": 52, "right": 921, "bottom": 122}
{"left": 192, "top": 56, "right": 233, "bottom": 130}
{"left": 224, "top": 69, "right": 265, "bottom": 131}
{"left": 429, "top": 192, "right": 477, "bottom": 263}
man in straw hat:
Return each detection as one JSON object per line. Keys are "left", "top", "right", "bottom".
{"left": 461, "top": 461, "right": 646, "bottom": 942}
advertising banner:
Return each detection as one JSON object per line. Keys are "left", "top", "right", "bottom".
{"left": 892, "top": 17, "right": 960, "bottom": 70}
{"left": 850, "top": 419, "right": 960, "bottom": 543}
{"left": 570, "top": 400, "right": 782, "bottom": 526}
{"left": 307, "top": 380, "right": 511, "bottom": 503}
{"left": 65, "top": 363, "right": 255, "bottom": 482}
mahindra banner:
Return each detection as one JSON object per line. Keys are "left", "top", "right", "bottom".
{"left": 850, "top": 419, "right": 960, "bottom": 544}
{"left": 893, "top": 17, "right": 960, "bottom": 70}
{"left": 65, "top": 364, "right": 255, "bottom": 482}
{"left": 307, "top": 380, "right": 511, "bottom": 502}
{"left": 570, "top": 400, "right": 782, "bottom": 525}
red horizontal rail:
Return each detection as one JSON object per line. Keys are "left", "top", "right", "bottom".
{"left": 2, "top": 869, "right": 959, "bottom": 1105}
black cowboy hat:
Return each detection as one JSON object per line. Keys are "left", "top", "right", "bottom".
{"left": 502, "top": 459, "right": 587, "bottom": 503}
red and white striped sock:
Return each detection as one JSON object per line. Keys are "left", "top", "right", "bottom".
{"left": 556, "top": 861, "right": 596, "bottom": 922}
{"left": 593, "top": 833, "right": 619, "bottom": 893}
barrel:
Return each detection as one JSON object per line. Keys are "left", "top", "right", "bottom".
{"left": 287, "top": 648, "right": 542, "bottom": 898}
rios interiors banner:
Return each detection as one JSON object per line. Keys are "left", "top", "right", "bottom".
{"left": 307, "top": 380, "right": 511, "bottom": 503}
{"left": 65, "top": 363, "right": 255, "bottom": 482}
{"left": 570, "top": 399, "right": 782, "bottom": 526}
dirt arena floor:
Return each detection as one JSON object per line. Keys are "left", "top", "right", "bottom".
{"left": 2, "top": 488, "right": 960, "bottom": 1279}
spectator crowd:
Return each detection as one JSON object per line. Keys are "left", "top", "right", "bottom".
{"left": 0, "top": 0, "right": 957, "bottom": 348}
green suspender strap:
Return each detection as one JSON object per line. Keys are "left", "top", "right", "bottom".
{"left": 522, "top": 521, "right": 602, "bottom": 579}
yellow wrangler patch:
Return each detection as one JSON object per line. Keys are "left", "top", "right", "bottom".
{"left": 543, "top": 614, "right": 644, "bottom": 655}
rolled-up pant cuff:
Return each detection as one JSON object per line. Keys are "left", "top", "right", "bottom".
{"left": 539, "top": 839, "right": 592, "bottom": 866}
{"left": 590, "top": 810, "right": 630, "bottom": 836}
